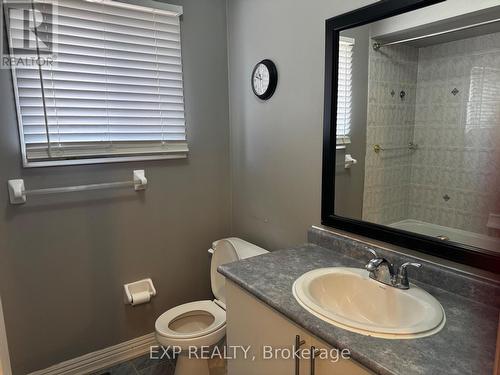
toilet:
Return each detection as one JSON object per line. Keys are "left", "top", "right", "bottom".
{"left": 155, "top": 237, "right": 268, "bottom": 375}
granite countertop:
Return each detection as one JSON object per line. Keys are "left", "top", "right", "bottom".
{"left": 218, "top": 244, "right": 499, "bottom": 375}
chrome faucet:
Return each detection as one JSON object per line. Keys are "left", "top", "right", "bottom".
{"left": 364, "top": 249, "right": 421, "bottom": 289}
{"left": 365, "top": 257, "right": 394, "bottom": 285}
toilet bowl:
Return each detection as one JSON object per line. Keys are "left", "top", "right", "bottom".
{"left": 155, "top": 238, "right": 268, "bottom": 375}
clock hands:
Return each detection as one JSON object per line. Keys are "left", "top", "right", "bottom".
{"left": 252, "top": 60, "right": 277, "bottom": 99}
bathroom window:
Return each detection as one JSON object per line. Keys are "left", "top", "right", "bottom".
{"left": 336, "top": 37, "right": 354, "bottom": 145}
{"left": 5, "top": 0, "right": 187, "bottom": 167}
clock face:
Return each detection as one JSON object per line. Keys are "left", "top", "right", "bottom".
{"left": 253, "top": 63, "right": 270, "bottom": 96}
{"left": 251, "top": 59, "right": 278, "bottom": 100}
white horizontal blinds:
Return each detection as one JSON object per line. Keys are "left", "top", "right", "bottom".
{"left": 337, "top": 37, "right": 354, "bottom": 145}
{"left": 9, "top": 0, "right": 187, "bottom": 162}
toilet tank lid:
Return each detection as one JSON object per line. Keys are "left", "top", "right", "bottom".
{"left": 210, "top": 237, "right": 268, "bottom": 303}
{"left": 213, "top": 237, "right": 268, "bottom": 260}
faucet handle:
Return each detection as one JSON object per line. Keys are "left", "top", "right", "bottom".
{"left": 365, "top": 248, "right": 378, "bottom": 259}
{"left": 395, "top": 262, "right": 422, "bottom": 289}
{"left": 364, "top": 248, "right": 381, "bottom": 272}
{"left": 365, "top": 257, "right": 384, "bottom": 272}
{"left": 399, "top": 262, "right": 422, "bottom": 271}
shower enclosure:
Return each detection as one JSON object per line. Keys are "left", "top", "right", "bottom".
{"left": 362, "top": 30, "right": 500, "bottom": 251}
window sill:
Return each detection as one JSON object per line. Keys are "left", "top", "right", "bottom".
{"left": 23, "top": 153, "right": 188, "bottom": 168}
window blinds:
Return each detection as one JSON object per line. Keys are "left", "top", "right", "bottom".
{"left": 6, "top": 0, "right": 187, "bottom": 166}
{"left": 337, "top": 37, "right": 354, "bottom": 145}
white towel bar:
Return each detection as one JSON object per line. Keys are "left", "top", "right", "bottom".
{"left": 8, "top": 170, "right": 147, "bottom": 205}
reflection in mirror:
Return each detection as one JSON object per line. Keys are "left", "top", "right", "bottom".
{"left": 334, "top": 3, "right": 500, "bottom": 254}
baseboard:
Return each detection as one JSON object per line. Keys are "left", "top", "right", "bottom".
{"left": 29, "top": 333, "right": 157, "bottom": 375}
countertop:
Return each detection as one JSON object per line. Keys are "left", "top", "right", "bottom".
{"left": 218, "top": 244, "right": 499, "bottom": 375}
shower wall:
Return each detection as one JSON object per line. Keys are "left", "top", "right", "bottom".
{"left": 362, "top": 44, "right": 419, "bottom": 224}
{"left": 363, "top": 32, "right": 500, "bottom": 236}
{"left": 410, "top": 32, "right": 500, "bottom": 235}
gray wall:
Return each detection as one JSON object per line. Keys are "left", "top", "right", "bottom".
{"left": 0, "top": 0, "right": 230, "bottom": 373}
{"left": 227, "top": 0, "right": 375, "bottom": 250}
{"left": 334, "top": 26, "right": 369, "bottom": 220}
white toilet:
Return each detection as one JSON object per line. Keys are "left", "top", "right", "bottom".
{"left": 155, "top": 237, "right": 268, "bottom": 375}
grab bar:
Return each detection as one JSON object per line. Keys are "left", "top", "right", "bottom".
{"left": 373, "top": 142, "right": 418, "bottom": 153}
{"left": 8, "top": 170, "right": 147, "bottom": 205}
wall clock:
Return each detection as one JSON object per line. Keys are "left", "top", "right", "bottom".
{"left": 251, "top": 59, "right": 278, "bottom": 100}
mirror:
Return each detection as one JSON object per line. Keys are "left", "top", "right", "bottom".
{"left": 323, "top": 0, "right": 500, "bottom": 273}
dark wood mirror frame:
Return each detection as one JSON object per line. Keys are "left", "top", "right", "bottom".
{"left": 321, "top": 0, "right": 500, "bottom": 274}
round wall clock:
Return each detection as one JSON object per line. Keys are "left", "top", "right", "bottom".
{"left": 251, "top": 59, "right": 278, "bottom": 100}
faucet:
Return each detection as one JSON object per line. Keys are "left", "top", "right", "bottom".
{"left": 364, "top": 249, "right": 421, "bottom": 289}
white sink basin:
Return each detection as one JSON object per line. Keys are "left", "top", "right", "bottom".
{"left": 293, "top": 267, "right": 445, "bottom": 339}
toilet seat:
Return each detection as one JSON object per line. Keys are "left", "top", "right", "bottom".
{"left": 155, "top": 300, "right": 226, "bottom": 340}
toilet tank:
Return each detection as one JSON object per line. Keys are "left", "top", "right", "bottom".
{"left": 210, "top": 238, "right": 268, "bottom": 305}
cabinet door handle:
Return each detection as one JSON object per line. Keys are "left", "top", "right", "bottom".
{"left": 294, "top": 335, "right": 305, "bottom": 375}
{"left": 310, "top": 346, "right": 320, "bottom": 375}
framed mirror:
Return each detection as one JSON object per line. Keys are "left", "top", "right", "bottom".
{"left": 322, "top": 0, "right": 500, "bottom": 273}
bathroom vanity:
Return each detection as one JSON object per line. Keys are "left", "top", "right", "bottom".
{"left": 220, "top": 227, "right": 500, "bottom": 375}
{"left": 226, "top": 279, "right": 372, "bottom": 374}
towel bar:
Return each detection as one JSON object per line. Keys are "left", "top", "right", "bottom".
{"left": 8, "top": 170, "right": 147, "bottom": 205}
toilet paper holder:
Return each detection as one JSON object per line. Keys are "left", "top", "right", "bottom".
{"left": 124, "top": 278, "right": 156, "bottom": 306}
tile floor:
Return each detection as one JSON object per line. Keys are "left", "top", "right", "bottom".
{"left": 95, "top": 353, "right": 175, "bottom": 375}
{"left": 95, "top": 351, "right": 226, "bottom": 375}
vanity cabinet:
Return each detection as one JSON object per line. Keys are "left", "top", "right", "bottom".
{"left": 226, "top": 280, "right": 373, "bottom": 375}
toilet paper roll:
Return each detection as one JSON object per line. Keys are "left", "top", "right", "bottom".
{"left": 131, "top": 291, "right": 151, "bottom": 306}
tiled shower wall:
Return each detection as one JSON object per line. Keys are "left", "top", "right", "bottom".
{"left": 362, "top": 44, "right": 419, "bottom": 224}
{"left": 409, "top": 32, "right": 500, "bottom": 235}
{"left": 364, "top": 32, "right": 500, "bottom": 235}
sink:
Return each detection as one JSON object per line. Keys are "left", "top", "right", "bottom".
{"left": 292, "top": 267, "right": 445, "bottom": 339}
